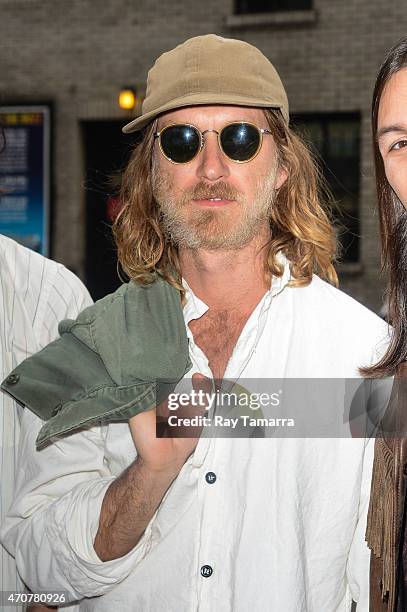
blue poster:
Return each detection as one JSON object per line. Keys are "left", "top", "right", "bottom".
{"left": 0, "top": 106, "right": 51, "bottom": 255}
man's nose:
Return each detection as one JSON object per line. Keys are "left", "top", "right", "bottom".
{"left": 196, "top": 132, "right": 230, "bottom": 182}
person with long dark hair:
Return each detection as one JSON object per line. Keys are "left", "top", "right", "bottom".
{"left": 364, "top": 36, "right": 407, "bottom": 611}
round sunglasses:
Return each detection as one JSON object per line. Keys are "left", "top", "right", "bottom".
{"left": 153, "top": 121, "right": 272, "bottom": 164}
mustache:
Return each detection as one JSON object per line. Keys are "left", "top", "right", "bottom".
{"left": 184, "top": 181, "right": 241, "bottom": 201}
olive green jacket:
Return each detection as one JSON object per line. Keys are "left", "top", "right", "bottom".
{"left": 1, "top": 277, "right": 191, "bottom": 449}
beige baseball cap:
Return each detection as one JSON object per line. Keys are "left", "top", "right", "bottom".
{"left": 122, "top": 34, "right": 289, "bottom": 133}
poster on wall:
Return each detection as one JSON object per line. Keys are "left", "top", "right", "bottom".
{"left": 0, "top": 105, "right": 51, "bottom": 255}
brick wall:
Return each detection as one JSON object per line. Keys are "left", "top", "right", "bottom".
{"left": 1, "top": 0, "right": 405, "bottom": 310}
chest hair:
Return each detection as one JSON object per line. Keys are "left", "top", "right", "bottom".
{"left": 188, "top": 309, "right": 249, "bottom": 381}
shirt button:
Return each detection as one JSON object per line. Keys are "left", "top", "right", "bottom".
{"left": 200, "top": 565, "right": 213, "bottom": 578}
{"left": 205, "top": 471, "right": 217, "bottom": 484}
{"left": 6, "top": 373, "right": 19, "bottom": 385}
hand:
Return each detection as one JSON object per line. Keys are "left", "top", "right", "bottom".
{"left": 129, "top": 373, "right": 211, "bottom": 476}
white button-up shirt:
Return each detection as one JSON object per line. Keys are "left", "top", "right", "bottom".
{"left": 1, "top": 258, "right": 389, "bottom": 612}
{"left": 0, "top": 234, "right": 92, "bottom": 606}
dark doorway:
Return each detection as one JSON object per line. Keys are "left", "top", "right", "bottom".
{"left": 292, "top": 112, "right": 361, "bottom": 263}
{"left": 82, "top": 120, "right": 135, "bottom": 300}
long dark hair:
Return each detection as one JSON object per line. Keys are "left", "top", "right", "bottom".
{"left": 363, "top": 36, "right": 407, "bottom": 377}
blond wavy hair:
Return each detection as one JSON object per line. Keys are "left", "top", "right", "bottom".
{"left": 113, "top": 109, "right": 338, "bottom": 296}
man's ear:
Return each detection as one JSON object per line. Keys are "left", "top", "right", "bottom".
{"left": 275, "top": 165, "right": 288, "bottom": 190}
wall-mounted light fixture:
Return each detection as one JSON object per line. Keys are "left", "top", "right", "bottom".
{"left": 118, "top": 87, "right": 136, "bottom": 110}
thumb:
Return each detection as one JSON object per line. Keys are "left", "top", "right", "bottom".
{"left": 192, "top": 372, "right": 206, "bottom": 382}
{"left": 192, "top": 372, "right": 212, "bottom": 392}
{"left": 191, "top": 374, "right": 213, "bottom": 412}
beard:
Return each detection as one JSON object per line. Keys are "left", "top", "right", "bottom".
{"left": 152, "top": 167, "right": 278, "bottom": 251}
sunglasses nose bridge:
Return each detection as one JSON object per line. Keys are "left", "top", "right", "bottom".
{"left": 201, "top": 129, "right": 219, "bottom": 136}
{"left": 199, "top": 128, "right": 224, "bottom": 159}
{"left": 196, "top": 128, "right": 231, "bottom": 180}
{"left": 201, "top": 128, "right": 231, "bottom": 163}
{"left": 201, "top": 128, "right": 219, "bottom": 150}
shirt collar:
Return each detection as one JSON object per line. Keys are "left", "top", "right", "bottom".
{"left": 182, "top": 251, "right": 292, "bottom": 324}
{"left": 269, "top": 251, "right": 292, "bottom": 299}
{"left": 182, "top": 278, "right": 209, "bottom": 325}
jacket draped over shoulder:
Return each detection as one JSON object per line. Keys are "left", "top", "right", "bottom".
{"left": 1, "top": 277, "right": 191, "bottom": 449}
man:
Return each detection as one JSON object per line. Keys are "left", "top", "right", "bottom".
{"left": 0, "top": 233, "right": 92, "bottom": 611}
{"left": 1, "top": 35, "right": 389, "bottom": 611}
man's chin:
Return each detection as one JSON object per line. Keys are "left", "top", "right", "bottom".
{"left": 162, "top": 206, "right": 270, "bottom": 250}
{"left": 177, "top": 225, "right": 260, "bottom": 250}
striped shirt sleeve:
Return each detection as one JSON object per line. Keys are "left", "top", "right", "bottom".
{"left": 0, "top": 234, "right": 93, "bottom": 602}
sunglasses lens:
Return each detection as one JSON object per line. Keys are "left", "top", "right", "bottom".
{"left": 221, "top": 123, "right": 261, "bottom": 161}
{"left": 160, "top": 125, "right": 200, "bottom": 163}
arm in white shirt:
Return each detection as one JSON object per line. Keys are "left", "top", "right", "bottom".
{"left": 0, "top": 240, "right": 96, "bottom": 600}
{"left": 345, "top": 436, "right": 375, "bottom": 611}
{"left": 0, "top": 261, "right": 161, "bottom": 601}
{"left": 0, "top": 411, "right": 158, "bottom": 602}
